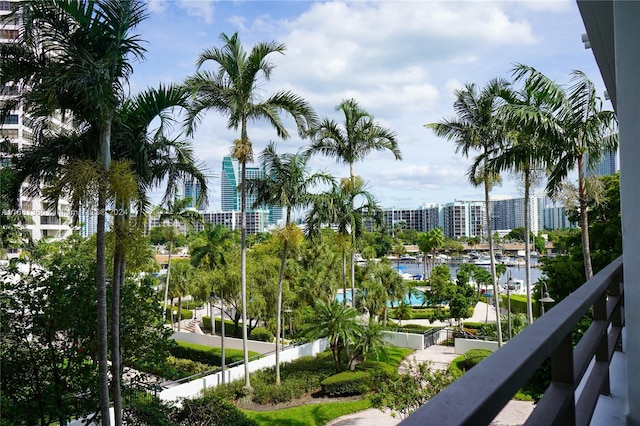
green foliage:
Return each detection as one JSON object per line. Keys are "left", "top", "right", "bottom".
{"left": 243, "top": 399, "right": 371, "bottom": 426}
{"left": 174, "top": 393, "right": 258, "bottom": 426}
{"left": 168, "top": 342, "right": 255, "bottom": 367}
{"left": 500, "top": 294, "right": 528, "bottom": 315}
{"left": 201, "top": 316, "right": 241, "bottom": 337}
{"left": 464, "top": 349, "right": 493, "bottom": 368}
{"left": 250, "top": 327, "right": 274, "bottom": 342}
{"left": 370, "top": 361, "right": 456, "bottom": 420}
{"left": 321, "top": 370, "right": 371, "bottom": 396}
{"left": 122, "top": 397, "right": 178, "bottom": 426}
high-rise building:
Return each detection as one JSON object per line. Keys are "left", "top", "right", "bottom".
{"left": 586, "top": 148, "right": 617, "bottom": 177}
{"left": 220, "top": 156, "right": 282, "bottom": 225}
{"left": 184, "top": 181, "right": 203, "bottom": 210}
{"left": 1, "top": 3, "right": 72, "bottom": 241}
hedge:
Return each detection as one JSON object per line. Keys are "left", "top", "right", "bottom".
{"left": 201, "top": 316, "right": 240, "bottom": 337}
{"left": 250, "top": 327, "right": 274, "bottom": 342}
{"left": 321, "top": 371, "right": 371, "bottom": 396}
{"left": 500, "top": 294, "right": 528, "bottom": 314}
{"left": 169, "top": 341, "right": 256, "bottom": 366}
{"left": 164, "top": 306, "right": 193, "bottom": 322}
{"left": 464, "top": 349, "right": 493, "bottom": 368}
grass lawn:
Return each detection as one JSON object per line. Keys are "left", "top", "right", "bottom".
{"left": 243, "top": 399, "right": 371, "bottom": 426}
{"left": 369, "top": 346, "right": 413, "bottom": 367}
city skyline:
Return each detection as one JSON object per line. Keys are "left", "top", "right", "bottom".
{"left": 137, "top": 1, "right": 611, "bottom": 209}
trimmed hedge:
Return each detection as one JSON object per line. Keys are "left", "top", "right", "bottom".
{"left": 169, "top": 341, "right": 256, "bottom": 366}
{"left": 164, "top": 306, "right": 193, "bottom": 322}
{"left": 250, "top": 327, "right": 273, "bottom": 342}
{"left": 500, "top": 294, "right": 528, "bottom": 314}
{"left": 202, "top": 316, "right": 240, "bottom": 337}
{"left": 464, "top": 349, "right": 493, "bottom": 368}
{"left": 321, "top": 371, "right": 370, "bottom": 396}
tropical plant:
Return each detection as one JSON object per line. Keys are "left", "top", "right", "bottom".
{"left": 302, "top": 301, "right": 364, "bottom": 373}
{"left": 154, "top": 195, "right": 202, "bottom": 325}
{"left": 246, "top": 142, "right": 332, "bottom": 384}
{"left": 306, "top": 177, "right": 381, "bottom": 308}
{"left": 427, "top": 78, "right": 509, "bottom": 346}
{"left": 183, "top": 32, "right": 318, "bottom": 391}
{"left": 3, "top": 2, "right": 149, "bottom": 422}
{"left": 307, "top": 99, "right": 401, "bottom": 307}
{"left": 510, "top": 65, "right": 617, "bottom": 280}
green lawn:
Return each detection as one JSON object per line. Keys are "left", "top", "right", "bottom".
{"left": 243, "top": 399, "right": 371, "bottom": 426}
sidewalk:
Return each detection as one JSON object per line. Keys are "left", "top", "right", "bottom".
{"left": 327, "top": 302, "right": 534, "bottom": 426}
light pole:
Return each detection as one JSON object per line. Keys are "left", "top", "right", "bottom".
{"left": 505, "top": 270, "right": 516, "bottom": 340}
{"left": 539, "top": 283, "right": 555, "bottom": 315}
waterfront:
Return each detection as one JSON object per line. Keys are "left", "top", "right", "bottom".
{"left": 395, "top": 260, "right": 545, "bottom": 285}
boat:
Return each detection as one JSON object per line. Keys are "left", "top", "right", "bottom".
{"left": 501, "top": 278, "right": 526, "bottom": 295}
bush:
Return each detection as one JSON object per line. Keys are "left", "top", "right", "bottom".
{"left": 500, "top": 294, "right": 528, "bottom": 314}
{"left": 201, "top": 316, "right": 239, "bottom": 337}
{"left": 250, "top": 327, "right": 273, "bottom": 342}
{"left": 164, "top": 306, "right": 193, "bottom": 322}
{"left": 174, "top": 393, "right": 258, "bottom": 426}
{"left": 321, "top": 371, "right": 371, "bottom": 396}
{"left": 169, "top": 341, "right": 252, "bottom": 366}
{"left": 356, "top": 361, "right": 397, "bottom": 378}
{"left": 464, "top": 349, "right": 493, "bottom": 368}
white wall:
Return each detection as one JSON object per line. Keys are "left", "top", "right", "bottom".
{"left": 158, "top": 338, "right": 328, "bottom": 402}
{"left": 454, "top": 338, "right": 499, "bottom": 354}
{"left": 171, "top": 331, "right": 275, "bottom": 354}
{"left": 382, "top": 331, "right": 424, "bottom": 349}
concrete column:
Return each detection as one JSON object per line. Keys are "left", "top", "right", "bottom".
{"left": 614, "top": 2, "right": 640, "bottom": 425}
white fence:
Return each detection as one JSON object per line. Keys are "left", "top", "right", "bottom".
{"left": 381, "top": 330, "right": 425, "bottom": 349}
{"left": 454, "top": 338, "right": 499, "bottom": 354}
{"left": 158, "top": 338, "right": 329, "bottom": 402}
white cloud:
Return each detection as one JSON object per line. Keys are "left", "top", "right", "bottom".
{"left": 178, "top": 0, "right": 216, "bottom": 24}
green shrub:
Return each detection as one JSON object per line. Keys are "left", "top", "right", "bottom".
{"left": 250, "top": 327, "right": 273, "bottom": 342}
{"left": 321, "top": 371, "right": 370, "bottom": 396}
{"left": 356, "top": 361, "right": 397, "bottom": 378}
{"left": 500, "top": 294, "right": 528, "bottom": 314}
{"left": 464, "top": 349, "right": 493, "bottom": 368}
{"left": 174, "top": 393, "right": 258, "bottom": 426}
{"left": 201, "top": 316, "right": 239, "bottom": 337}
{"left": 164, "top": 306, "right": 193, "bottom": 322}
{"left": 169, "top": 341, "right": 254, "bottom": 366}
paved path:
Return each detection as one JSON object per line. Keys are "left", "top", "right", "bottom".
{"left": 327, "top": 302, "right": 534, "bottom": 426}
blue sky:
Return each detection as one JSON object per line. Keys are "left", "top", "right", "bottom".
{"left": 132, "top": 0, "right": 608, "bottom": 210}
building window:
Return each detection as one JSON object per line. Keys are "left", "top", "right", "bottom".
{"left": 0, "top": 1, "right": 13, "bottom": 11}
{"left": 2, "top": 114, "right": 18, "bottom": 125}
{"left": 0, "top": 129, "right": 18, "bottom": 139}
{"left": 1, "top": 29, "right": 18, "bottom": 39}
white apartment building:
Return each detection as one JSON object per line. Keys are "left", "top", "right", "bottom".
{"left": 1, "top": 2, "right": 72, "bottom": 241}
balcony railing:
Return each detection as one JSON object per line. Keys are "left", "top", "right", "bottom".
{"left": 401, "top": 256, "right": 624, "bottom": 426}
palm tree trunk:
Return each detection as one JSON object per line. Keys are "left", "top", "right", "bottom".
{"left": 342, "top": 248, "right": 347, "bottom": 306}
{"left": 524, "top": 170, "right": 533, "bottom": 324}
{"left": 578, "top": 156, "right": 593, "bottom": 279}
{"left": 221, "top": 288, "right": 226, "bottom": 384}
{"left": 111, "top": 212, "right": 124, "bottom": 426}
{"left": 484, "top": 161, "right": 503, "bottom": 347}
{"left": 162, "top": 238, "right": 173, "bottom": 323}
{"left": 177, "top": 296, "right": 182, "bottom": 331}
{"left": 350, "top": 247, "right": 356, "bottom": 309}
{"left": 275, "top": 238, "right": 288, "bottom": 385}
{"left": 96, "top": 180, "right": 111, "bottom": 426}
{"left": 240, "top": 159, "right": 252, "bottom": 392}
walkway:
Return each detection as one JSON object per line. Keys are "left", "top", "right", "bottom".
{"left": 327, "top": 302, "right": 534, "bottom": 426}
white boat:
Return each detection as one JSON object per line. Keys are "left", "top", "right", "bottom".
{"left": 501, "top": 278, "right": 526, "bottom": 295}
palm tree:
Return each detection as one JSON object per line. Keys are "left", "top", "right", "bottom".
{"left": 302, "top": 300, "right": 363, "bottom": 373}
{"left": 190, "top": 223, "right": 234, "bottom": 382}
{"left": 307, "top": 99, "right": 401, "bottom": 306}
{"left": 6, "top": 2, "right": 148, "bottom": 423}
{"left": 510, "top": 65, "right": 617, "bottom": 280}
{"left": 155, "top": 195, "right": 202, "bottom": 325}
{"left": 483, "top": 76, "right": 557, "bottom": 323}
{"left": 365, "top": 261, "right": 406, "bottom": 324}
{"left": 183, "top": 32, "right": 318, "bottom": 391}
{"left": 418, "top": 228, "right": 445, "bottom": 279}
{"left": 246, "top": 142, "right": 332, "bottom": 384}
{"left": 427, "top": 78, "right": 509, "bottom": 347}
{"left": 306, "top": 177, "right": 381, "bottom": 308}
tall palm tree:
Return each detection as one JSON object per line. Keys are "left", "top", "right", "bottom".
{"left": 427, "top": 78, "right": 509, "bottom": 347}
{"left": 306, "top": 177, "right": 381, "bottom": 308}
{"left": 183, "top": 32, "right": 317, "bottom": 391}
{"left": 190, "top": 223, "right": 234, "bottom": 383}
{"left": 481, "top": 76, "right": 556, "bottom": 323}
{"left": 246, "top": 142, "right": 332, "bottom": 385}
{"left": 307, "top": 99, "right": 401, "bottom": 304}
{"left": 511, "top": 65, "right": 618, "bottom": 279}
{"left": 6, "top": 2, "right": 148, "bottom": 423}
{"left": 155, "top": 195, "right": 202, "bottom": 324}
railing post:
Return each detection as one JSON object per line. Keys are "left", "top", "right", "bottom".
{"left": 552, "top": 332, "right": 576, "bottom": 425}
{"left": 593, "top": 291, "right": 610, "bottom": 395}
